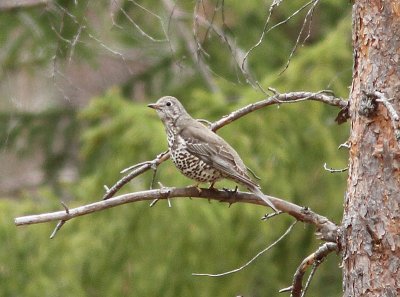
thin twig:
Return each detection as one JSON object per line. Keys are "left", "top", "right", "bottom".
{"left": 241, "top": 0, "right": 283, "bottom": 71}
{"left": 120, "top": 3, "right": 167, "bottom": 43}
{"left": 301, "top": 261, "right": 319, "bottom": 297}
{"left": 162, "top": 0, "right": 219, "bottom": 93}
{"left": 192, "top": 220, "right": 297, "bottom": 277}
{"left": 323, "top": 163, "right": 348, "bottom": 173}
{"left": 279, "top": 0, "right": 320, "bottom": 75}
{"left": 49, "top": 201, "right": 70, "bottom": 239}
{"left": 103, "top": 150, "right": 169, "bottom": 200}
{"left": 178, "top": 8, "right": 256, "bottom": 88}
{"left": 128, "top": 0, "right": 170, "bottom": 42}
{"left": 338, "top": 141, "right": 350, "bottom": 150}
{"left": 242, "top": 0, "right": 314, "bottom": 72}
{"left": 60, "top": 201, "right": 70, "bottom": 214}
{"left": 50, "top": 220, "right": 66, "bottom": 239}
{"left": 193, "top": 0, "right": 211, "bottom": 60}
{"left": 68, "top": 24, "right": 85, "bottom": 63}
{"left": 261, "top": 210, "right": 283, "bottom": 221}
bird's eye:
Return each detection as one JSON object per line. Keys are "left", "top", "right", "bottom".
{"left": 166, "top": 101, "right": 172, "bottom": 107}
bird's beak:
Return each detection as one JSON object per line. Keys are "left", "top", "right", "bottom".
{"left": 147, "top": 103, "right": 160, "bottom": 110}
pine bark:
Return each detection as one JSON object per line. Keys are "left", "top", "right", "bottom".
{"left": 342, "top": 1, "right": 400, "bottom": 296}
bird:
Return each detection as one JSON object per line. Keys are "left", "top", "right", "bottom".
{"left": 148, "top": 96, "right": 278, "bottom": 212}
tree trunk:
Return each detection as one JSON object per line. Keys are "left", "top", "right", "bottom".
{"left": 342, "top": 1, "right": 400, "bottom": 296}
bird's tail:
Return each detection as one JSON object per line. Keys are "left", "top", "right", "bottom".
{"left": 247, "top": 184, "right": 278, "bottom": 212}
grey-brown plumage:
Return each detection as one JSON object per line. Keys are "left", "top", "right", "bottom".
{"left": 148, "top": 96, "right": 277, "bottom": 212}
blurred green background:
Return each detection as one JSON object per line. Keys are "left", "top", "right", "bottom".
{"left": 0, "top": 0, "right": 351, "bottom": 296}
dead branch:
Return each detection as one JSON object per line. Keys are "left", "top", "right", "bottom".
{"left": 289, "top": 242, "right": 338, "bottom": 297}
{"left": 211, "top": 91, "right": 347, "bottom": 131}
{"left": 15, "top": 187, "right": 338, "bottom": 242}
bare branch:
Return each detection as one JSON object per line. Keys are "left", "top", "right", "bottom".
{"left": 211, "top": 91, "right": 347, "bottom": 131}
{"left": 289, "top": 242, "right": 338, "bottom": 297}
{"left": 192, "top": 220, "right": 297, "bottom": 277}
{"left": 15, "top": 187, "right": 338, "bottom": 242}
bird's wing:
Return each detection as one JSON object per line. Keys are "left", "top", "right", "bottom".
{"left": 180, "top": 122, "right": 259, "bottom": 188}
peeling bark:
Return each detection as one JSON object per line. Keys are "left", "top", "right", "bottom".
{"left": 342, "top": 1, "right": 400, "bottom": 296}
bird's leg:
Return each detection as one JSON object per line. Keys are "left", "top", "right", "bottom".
{"left": 208, "top": 182, "right": 217, "bottom": 191}
{"left": 187, "top": 182, "right": 202, "bottom": 195}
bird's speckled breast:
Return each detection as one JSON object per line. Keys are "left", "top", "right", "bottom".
{"left": 168, "top": 133, "right": 222, "bottom": 183}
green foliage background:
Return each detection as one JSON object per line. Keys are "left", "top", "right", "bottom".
{"left": 0, "top": 0, "right": 351, "bottom": 296}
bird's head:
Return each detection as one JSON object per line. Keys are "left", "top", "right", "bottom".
{"left": 148, "top": 96, "right": 188, "bottom": 125}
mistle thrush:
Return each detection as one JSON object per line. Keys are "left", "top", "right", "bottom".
{"left": 148, "top": 96, "right": 277, "bottom": 212}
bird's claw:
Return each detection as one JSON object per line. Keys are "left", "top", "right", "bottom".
{"left": 223, "top": 186, "right": 238, "bottom": 194}
{"left": 187, "top": 183, "right": 202, "bottom": 195}
{"left": 222, "top": 186, "right": 238, "bottom": 207}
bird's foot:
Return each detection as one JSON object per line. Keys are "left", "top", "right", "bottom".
{"left": 222, "top": 186, "right": 238, "bottom": 207}
{"left": 187, "top": 183, "right": 202, "bottom": 195}
{"left": 223, "top": 186, "right": 238, "bottom": 194}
